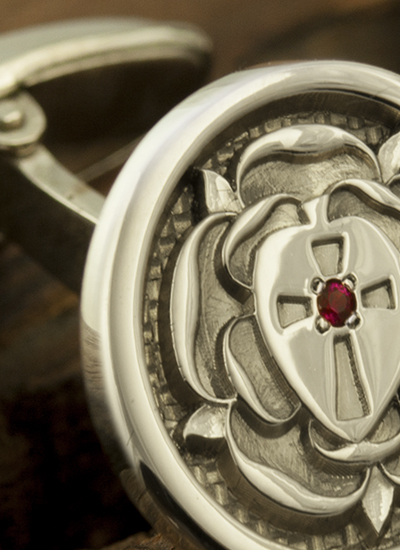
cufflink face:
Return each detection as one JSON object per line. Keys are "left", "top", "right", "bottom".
{"left": 81, "top": 61, "right": 400, "bottom": 550}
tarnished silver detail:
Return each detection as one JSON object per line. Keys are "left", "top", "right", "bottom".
{"left": 202, "top": 169, "right": 242, "bottom": 213}
{"left": 378, "top": 131, "right": 400, "bottom": 184}
{"left": 183, "top": 403, "right": 227, "bottom": 441}
{"left": 361, "top": 466, "right": 394, "bottom": 536}
{"left": 222, "top": 193, "right": 296, "bottom": 288}
{"left": 309, "top": 421, "right": 400, "bottom": 464}
{"left": 170, "top": 212, "right": 237, "bottom": 403}
{"left": 225, "top": 409, "right": 371, "bottom": 516}
{"left": 222, "top": 318, "right": 300, "bottom": 424}
{"left": 236, "top": 124, "right": 381, "bottom": 197}
{"left": 82, "top": 61, "right": 400, "bottom": 549}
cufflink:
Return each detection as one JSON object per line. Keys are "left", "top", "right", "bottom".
{"left": 3, "top": 19, "right": 400, "bottom": 550}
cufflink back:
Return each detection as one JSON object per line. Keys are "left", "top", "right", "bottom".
{"left": 0, "top": 18, "right": 211, "bottom": 290}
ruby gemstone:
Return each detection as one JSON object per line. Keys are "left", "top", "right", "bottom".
{"left": 317, "top": 279, "right": 357, "bottom": 328}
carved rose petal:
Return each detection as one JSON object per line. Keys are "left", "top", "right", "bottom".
{"left": 223, "top": 316, "right": 299, "bottom": 423}
{"left": 236, "top": 125, "right": 381, "bottom": 207}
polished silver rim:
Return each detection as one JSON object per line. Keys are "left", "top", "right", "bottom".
{"left": 82, "top": 61, "right": 400, "bottom": 549}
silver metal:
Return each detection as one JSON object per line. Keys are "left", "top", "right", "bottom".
{"left": 344, "top": 273, "right": 357, "bottom": 291}
{"left": 346, "top": 312, "right": 361, "bottom": 329}
{"left": 0, "top": 18, "right": 211, "bottom": 290}
{"left": 315, "top": 315, "right": 330, "bottom": 333}
{"left": 254, "top": 183, "right": 400, "bottom": 443}
{"left": 81, "top": 60, "right": 400, "bottom": 550}
{"left": 6, "top": 22, "right": 400, "bottom": 550}
{"left": 311, "top": 276, "right": 325, "bottom": 294}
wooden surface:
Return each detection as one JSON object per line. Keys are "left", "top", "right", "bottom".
{"left": 1, "top": 1, "right": 400, "bottom": 549}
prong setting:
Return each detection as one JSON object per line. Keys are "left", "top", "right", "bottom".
{"left": 343, "top": 273, "right": 357, "bottom": 291}
{"left": 311, "top": 277, "right": 325, "bottom": 295}
{"left": 315, "top": 316, "right": 330, "bottom": 334}
{"left": 346, "top": 312, "right": 361, "bottom": 330}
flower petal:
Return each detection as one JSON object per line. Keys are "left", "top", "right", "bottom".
{"left": 236, "top": 125, "right": 381, "bottom": 206}
{"left": 378, "top": 131, "right": 400, "bottom": 184}
{"left": 171, "top": 213, "right": 242, "bottom": 402}
{"left": 361, "top": 466, "right": 394, "bottom": 536}
{"left": 223, "top": 193, "right": 299, "bottom": 287}
{"left": 202, "top": 169, "right": 242, "bottom": 213}
{"left": 381, "top": 461, "right": 400, "bottom": 485}
{"left": 309, "top": 421, "right": 400, "bottom": 464}
{"left": 225, "top": 410, "right": 370, "bottom": 516}
{"left": 328, "top": 177, "right": 400, "bottom": 252}
{"left": 183, "top": 403, "right": 228, "bottom": 441}
{"left": 330, "top": 177, "right": 400, "bottom": 217}
{"left": 223, "top": 316, "right": 299, "bottom": 423}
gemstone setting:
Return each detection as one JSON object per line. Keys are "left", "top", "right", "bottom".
{"left": 317, "top": 279, "right": 357, "bottom": 328}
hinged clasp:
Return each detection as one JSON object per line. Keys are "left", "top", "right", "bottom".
{"left": 0, "top": 92, "right": 45, "bottom": 153}
{"left": 0, "top": 19, "right": 211, "bottom": 291}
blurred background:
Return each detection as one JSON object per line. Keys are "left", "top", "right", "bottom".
{"left": 1, "top": 1, "right": 400, "bottom": 549}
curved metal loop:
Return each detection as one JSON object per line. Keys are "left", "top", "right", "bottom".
{"left": 0, "top": 19, "right": 211, "bottom": 291}
{"left": 0, "top": 18, "right": 212, "bottom": 98}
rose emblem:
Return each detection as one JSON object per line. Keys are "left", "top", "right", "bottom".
{"left": 170, "top": 124, "right": 400, "bottom": 536}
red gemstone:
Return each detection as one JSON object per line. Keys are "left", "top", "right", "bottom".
{"left": 317, "top": 279, "right": 357, "bottom": 327}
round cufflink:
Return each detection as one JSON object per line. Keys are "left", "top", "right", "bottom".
{"left": 81, "top": 61, "right": 400, "bottom": 550}
{"left": 3, "top": 19, "right": 400, "bottom": 550}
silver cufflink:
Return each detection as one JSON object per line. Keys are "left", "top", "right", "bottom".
{"left": 3, "top": 19, "right": 400, "bottom": 550}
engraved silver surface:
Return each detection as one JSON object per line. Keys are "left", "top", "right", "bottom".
{"left": 82, "top": 61, "right": 400, "bottom": 550}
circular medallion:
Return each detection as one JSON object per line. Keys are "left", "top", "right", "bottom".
{"left": 81, "top": 61, "right": 400, "bottom": 549}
